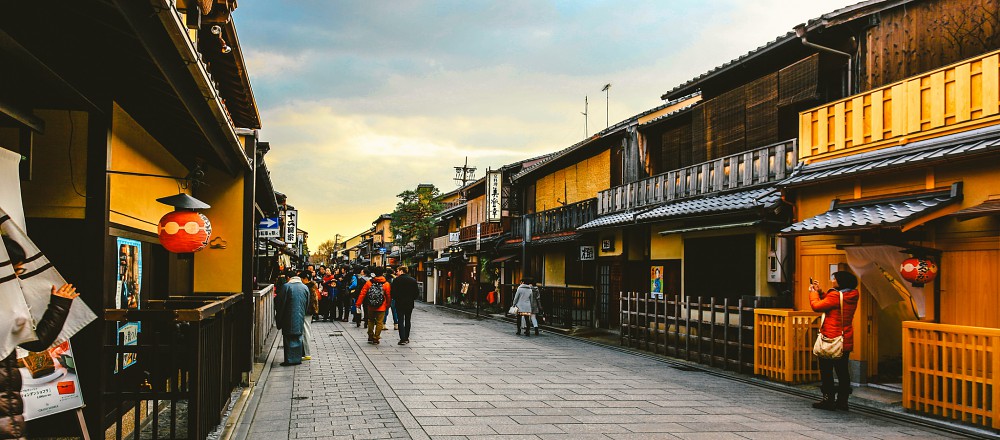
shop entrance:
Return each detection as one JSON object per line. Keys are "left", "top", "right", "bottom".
{"left": 684, "top": 234, "right": 756, "bottom": 301}
{"left": 596, "top": 263, "right": 622, "bottom": 329}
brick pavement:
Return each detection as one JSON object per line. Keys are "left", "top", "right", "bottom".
{"left": 240, "top": 303, "right": 966, "bottom": 440}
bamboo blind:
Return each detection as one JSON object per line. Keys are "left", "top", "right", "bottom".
{"left": 903, "top": 321, "right": 1000, "bottom": 430}
{"left": 799, "top": 50, "right": 1000, "bottom": 163}
{"left": 754, "top": 308, "right": 822, "bottom": 383}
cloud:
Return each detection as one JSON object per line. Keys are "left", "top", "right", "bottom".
{"left": 235, "top": 0, "right": 856, "bottom": 246}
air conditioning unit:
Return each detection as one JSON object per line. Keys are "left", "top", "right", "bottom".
{"left": 766, "top": 235, "right": 787, "bottom": 283}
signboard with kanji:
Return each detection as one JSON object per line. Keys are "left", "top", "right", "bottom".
{"left": 486, "top": 170, "right": 502, "bottom": 222}
{"left": 284, "top": 210, "right": 297, "bottom": 244}
{"left": 580, "top": 245, "right": 595, "bottom": 261}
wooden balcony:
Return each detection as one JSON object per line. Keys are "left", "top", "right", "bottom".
{"left": 800, "top": 49, "right": 1000, "bottom": 163}
{"left": 903, "top": 321, "right": 1000, "bottom": 430}
{"left": 458, "top": 218, "right": 509, "bottom": 241}
{"left": 598, "top": 140, "right": 796, "bottom": 215}
{"left": 511, "top": 198, "right": 598, "bottom": 239}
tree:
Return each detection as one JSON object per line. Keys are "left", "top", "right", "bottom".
{"left": 390, "top": 185, "right": 444, "bottom": 257}
{"left": 311, "top": 239, "right": 338, "bottom": 265}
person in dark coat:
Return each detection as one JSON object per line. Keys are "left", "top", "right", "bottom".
{"left": 275, "top": 270, "right": 309, "bottom": 366}
{"left": 809, "top": 271, "right": 860, "bottom": 411}
{"left": 1, "top": 236, "right": 79, "bottom": 440}
{"left": 390, "top": 266, "right": 418, "bottom": 345}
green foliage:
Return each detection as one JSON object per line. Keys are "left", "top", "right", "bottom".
{"left": 390, "top": 185, "right": 444, "bottom": 253}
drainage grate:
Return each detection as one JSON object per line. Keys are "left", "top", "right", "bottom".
{"left": 670, "top": 365, "right": 702, "bottom": 372}
{"left": 328, "top": 331, "right": 343, "bottom": 336}
{"left": 292, "top": 396, "right": 309, "bottom": 400}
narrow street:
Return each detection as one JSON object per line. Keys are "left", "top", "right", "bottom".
{"left": 238, "top": 304, "right": 961, "bottom": 440}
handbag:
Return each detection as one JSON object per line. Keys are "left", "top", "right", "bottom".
{"left": 508, "top": 306, "right": 518, "bottom": 315}
{"left": 813, "top": 291, "right": 845, "bottom": 359}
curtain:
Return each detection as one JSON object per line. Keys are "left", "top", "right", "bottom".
{"left": 844, "top": 245, "right": 925, "bottom": 318}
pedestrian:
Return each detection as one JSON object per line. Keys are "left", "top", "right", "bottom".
{"left": 300, "top": 271, "right": 319, "bottom": 361}
{"left": 275, "top": 269, "right": 309, "bottom": 366}
{"left": 338, "top": 266, "right": 354, "bottom": 321}
{"left": 319, "top": 267, "right": 335, "bottom": 321}
{"left": 511, "top": 278, "right": 539, "bottom": 336}
{"left": 356, "top": 267, "right": 392, "bottom": 345}
{"left": 809, "top": 271, "right": 860, "bottom": 410}
{"left": 391, "top": 266, "right": 418, "bottom": 345}
{"left": 383, "top": 266, "right": 399, "bottom": 330}
{"left": 1, "top": 236, "right": 81, "bottom": 440}
{"left": 529, "top": 281, "right": 543, "bottom": 336}
{"left": 353, "top": 266, "right": 370, "bottom": 328}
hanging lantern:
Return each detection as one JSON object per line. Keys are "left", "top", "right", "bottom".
{"left": 156, "top": 193, "right": 212, "bottom": 253}
{"left": 900, "top": 257, "right": 938, "bottom": 287}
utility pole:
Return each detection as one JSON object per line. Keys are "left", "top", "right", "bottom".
{"left": 582, "top": 96, "right": 589, "bottom": 137}
{"left": 602, "top": 83, "right": 611, "bottom": 128}
{"left": 454, "top": 157, "right": 476, "bottom": 201}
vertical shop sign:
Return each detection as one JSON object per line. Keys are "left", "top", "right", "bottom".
{"left": 285, "top": 209, "right": 298, "bottom": 244}
{"left": 486, "top": 170, "right": 502, "bottom": 222}
{"left": 115, "top": 237, "right": 142, "bottom": 371}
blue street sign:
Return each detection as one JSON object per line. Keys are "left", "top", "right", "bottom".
{"left": 379, "top": 247, "right": 387, "bottom": 255}
{"left": 258, "top": 217, "right": 280, "bottom": 238}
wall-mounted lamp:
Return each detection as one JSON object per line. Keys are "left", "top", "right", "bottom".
{"left": 210, "top": 25, "right": 222, "bottom": 35}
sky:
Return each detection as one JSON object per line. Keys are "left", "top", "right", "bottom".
{"left": 233, "top": 0, "right": 856, "bottom": 248}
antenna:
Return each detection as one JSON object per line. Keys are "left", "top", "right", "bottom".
{"left": 602, "top": 83, "right": 611, "bottom": 128}
{"left": 581, "top": 95, "right": 589, "bottom": 137}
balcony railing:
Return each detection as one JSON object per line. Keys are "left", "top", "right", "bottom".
{"left": 800, "top": 49, "right": 1000, "bottom": 163}
{"left": 511, "top": 198, "right": 598, "bottom": 239}
{"left": 598, "top": 140, "right": 797, "bottom": 215}
{"left": 903, "top": 321, "right": 1000, "bottom": 430}
{"left": 459, "top": 219, "right": 509, "bottom": 241}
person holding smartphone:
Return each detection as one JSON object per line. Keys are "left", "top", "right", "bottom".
{"left": 809, "top": 271, "right": 860, "bottom": 411}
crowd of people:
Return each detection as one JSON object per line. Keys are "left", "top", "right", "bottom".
{"left": 273, "top": 263, "right": 420, "bottom": 365}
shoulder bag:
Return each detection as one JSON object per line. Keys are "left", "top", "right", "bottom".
{"left": 812, "top": 291, "right": 845, "bottom": 359}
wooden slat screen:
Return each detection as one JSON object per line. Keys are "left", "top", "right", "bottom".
{"left": 779, "top": 54, "right": 820, "bottom": 107}
{"left": 903, "top": 321, "right": 1000, "bottom": 430}
{"left": 746, "top": 72, "right": 780, "bottom": 148}
{"left": 753, "top": 308, "right": 822, "bottom": 383}
{"left": 710, "top": 86, "right": 747, "bottom": 158}
{"left": 660, "top": 124, "right": 692, "bottom": 172}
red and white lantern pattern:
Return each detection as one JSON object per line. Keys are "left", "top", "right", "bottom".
{"left": 900, "top": 257, "right": 938, "bottom": 286}
{"left": 158, "top": 210, "right": 212, "bottom": 253}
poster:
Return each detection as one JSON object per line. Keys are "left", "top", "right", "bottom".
{"left": 115, "top": 237, "right": 142, "bottom": 371}
{"left": 17, "top": 341, "right": 85, "bottom": 420}
{"left": 650, "top": 266, "right": 663, "bottom": 299}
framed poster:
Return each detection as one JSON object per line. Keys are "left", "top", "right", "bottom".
{"left": 115, "top": 237, "right": 142, "bottom": 372}
{"left": 650, "top": 265, "right": 664, "bottom": 299}
{"left": 17, "top": 341, "right": 85, "bottom": 420}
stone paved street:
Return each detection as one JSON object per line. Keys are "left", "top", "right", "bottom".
{"left": 239, "top": 303, "right": 965, "bottom": 440}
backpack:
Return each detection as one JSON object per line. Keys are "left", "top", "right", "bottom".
{"left": 365, "top": 281, "right": 386, "bottom": 308}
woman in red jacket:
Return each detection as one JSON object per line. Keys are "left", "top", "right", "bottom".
{"left": 809, "top": 271, "right": 860, "bottom": 411}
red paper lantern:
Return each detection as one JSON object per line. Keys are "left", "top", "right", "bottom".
{"left": 900, "top": 257, "right": 938, "bottom": 287}
{"left": 158, "top": 210, "right": 212, "bottom": 253}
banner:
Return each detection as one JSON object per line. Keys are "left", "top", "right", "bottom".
{"left": 486, "top": 170, "right": 502, "bottom": 222}
{"left": 17, "top": 341, "right": 85, "bottom": 420}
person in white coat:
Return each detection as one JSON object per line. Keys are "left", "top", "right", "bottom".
{"left": 511, "top": 278, "right": 539, "bottom": 336}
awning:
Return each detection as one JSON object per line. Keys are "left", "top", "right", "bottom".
{"left": 658, "top": 221, "right": 762, "bottom": 236}
{"left": 952, "top": 198, "right": 1000, "bottom": 221}
{"left": 530, "top": 234, "right": 582, "bottom": 246}
{"left": 635, "top": 188, "right": 781, "bottom": 222}
{"left": 578, "top": 211, "right": 642, "bottom": 231}
{"left": 432, "top": 256, "right": 450, "bottom": 264}
{"left": 780, "top": 184, "right": 962, "bottom": 236}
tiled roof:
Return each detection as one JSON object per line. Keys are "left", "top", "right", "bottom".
{"left": 953, "top": 199, "right": 1000, "bottom": 221}
{"left": 435, "top": 202, "right": 468, "bottom": 220}
{"left": 635, "top": 188, "right": 781, "bottom": 222}
{"left": 638, "top": 102, "right": 699, "bottom": 127}
{"left": 780, "top": 188, "right": 960, "bottom": 236}
{"left": 578, "top": 211, "right": 643, "bottom": 231}
{"left": 530, "top": 234, "right": 583, "bottom": 246}
{"left": 781, "top": 124, "right": 1000, "bottom": 187}
{"left": 660, "top": 0, "right": 915, "bottom": 100}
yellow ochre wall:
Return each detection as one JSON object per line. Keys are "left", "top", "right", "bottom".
{"left": 534, "top": 150, "right": 610, "bottom": 211}
{"left": 109, "top": 103, "right": 190, "bottom": 233}
{"left": 544, "top": 250, "right": 564, "bottom": 286}
{"left": 11, "top": 110, "right": 90, "bottom": 219}
{"left": 193, "top": 163, "right": 246, "bottom": 293}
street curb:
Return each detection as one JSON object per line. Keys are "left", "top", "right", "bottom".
{"left": 435, "top": 303, "right": 998, "bottom": 440}
{"left": 227, "top": 327, "right": 281, "bottom": 440}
